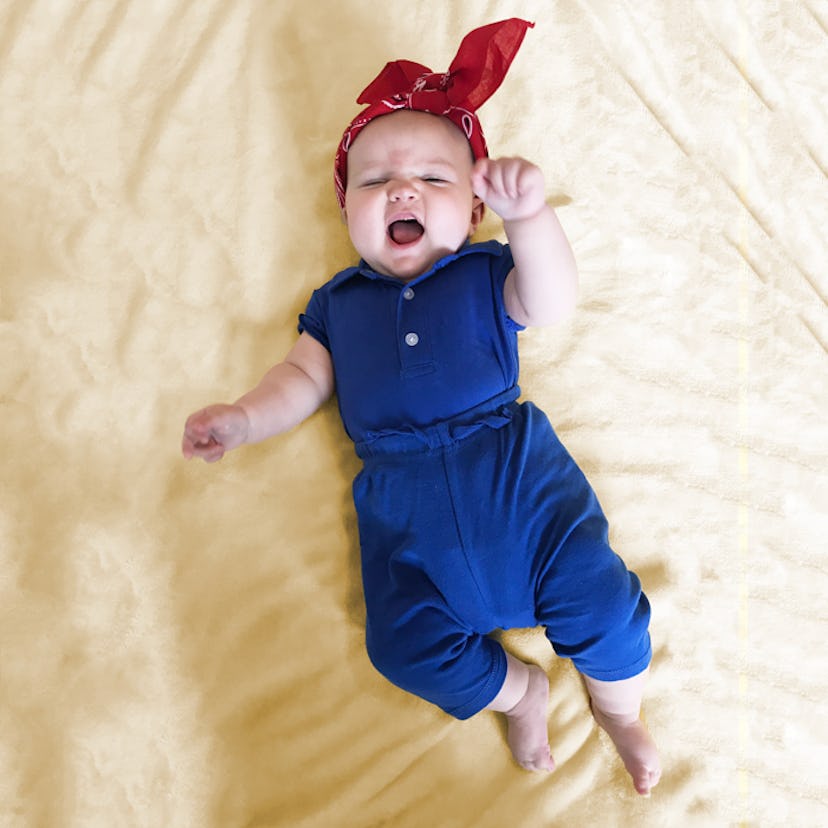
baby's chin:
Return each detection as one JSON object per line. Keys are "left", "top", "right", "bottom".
{"left": 382, "top": 251, "right": 453, "bottom": 282}
{"left": 364, "top": 239, "right": 468, "bottom": 282}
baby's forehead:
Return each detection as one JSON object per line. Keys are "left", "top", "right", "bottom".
{"left": 349, "top": 111, "right": 474, "bottom": 164}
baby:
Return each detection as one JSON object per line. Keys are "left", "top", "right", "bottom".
{"left": 182, "top": 19, "right": 661, "bottom": 796}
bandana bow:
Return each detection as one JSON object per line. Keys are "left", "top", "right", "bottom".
{"left": 334, "top": 18, "right": 534, "bottom": 208}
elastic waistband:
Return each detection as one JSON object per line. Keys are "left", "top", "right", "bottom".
{"left": 355, "top": 387, "right": 521, "bottom": 459}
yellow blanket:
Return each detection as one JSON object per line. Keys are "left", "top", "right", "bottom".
{"left": 3, "top": 2, "right": 826, "bottom": 825}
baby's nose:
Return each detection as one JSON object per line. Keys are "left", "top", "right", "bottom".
{"left": 388, "top": 179, "right": 417, "bottom": 201}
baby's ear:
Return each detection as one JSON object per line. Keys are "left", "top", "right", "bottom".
{"left": 470, "top": 197, "right": 485, "bottom": 235}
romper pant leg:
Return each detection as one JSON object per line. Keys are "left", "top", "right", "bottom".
{"left": 353, "top": 454, "right": 508, "bottom": 721}
{"left": 361, "top": 553, "right": 507, "bottom": 720}
{"left": 535, "top": 516, "right": 652, "bottom": 680}
{"left": 440, "top": 399, "right": 652, "bottom": 681}
{"left": 516, "top": 404, "right": 651, "bottom": 680}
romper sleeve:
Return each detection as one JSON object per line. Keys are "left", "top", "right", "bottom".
{"left": 490, "top": 243, "right": 526, "bottom": 333}
{"left": 297, "top": 288, "right": 331, "bottom": 352}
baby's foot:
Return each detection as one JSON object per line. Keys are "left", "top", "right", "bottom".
{"left": 504, "top": 666, "right": 555, "bottom": 772}
{"left": 591, "top": 705, "right": 661, "bottom": 795}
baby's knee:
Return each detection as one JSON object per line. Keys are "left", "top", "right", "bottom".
{"left": 365, "top": 622, "right": 507, "bottom": 719}
{"left": 546, "top": 582, "right": 652, "bottom": 681}
{"left": 365, "top": 622, "right": 458, "bottom": 689}
{"left": 365, "top": 625, "right": 407, "bottom": 686}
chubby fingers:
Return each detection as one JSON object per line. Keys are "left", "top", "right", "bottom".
{"left": 182, "top": 407, "right": 229, "bottom": 462}
{"left": 472, "top": 157, "right": 526, "bottom": 199}
{"left": 471, "top": 157, "right": 546, "bottom": 221}
{"left": 182, "top": 433, "right": 226, "bottom": 462}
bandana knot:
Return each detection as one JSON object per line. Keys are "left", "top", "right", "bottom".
{"left": 334, "top": 18, "right": 534, "bottom": 208}
{"left": 412, "top": 72, "right": 453, "bottom": 93}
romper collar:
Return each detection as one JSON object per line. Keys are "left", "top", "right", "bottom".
{"left": 330, "top": 240, "right": 505, "bottom": 290}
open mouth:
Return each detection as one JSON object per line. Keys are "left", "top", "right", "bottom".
{"left": 388, "top": 219, "right": 424, "bottom": 245}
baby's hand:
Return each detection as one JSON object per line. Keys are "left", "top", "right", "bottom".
{"left": 471, "top": 157, "right": 547, "bottom": 223}
{"left": 182, "top": 404, "right": 250, "bottom": 463}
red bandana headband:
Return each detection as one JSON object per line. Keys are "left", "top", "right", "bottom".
{"left": 334, "top": 18, "right": 534, "bottom": 208}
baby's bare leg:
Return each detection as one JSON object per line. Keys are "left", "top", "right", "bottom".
{"left": 485, "top": 652, "right": 555, "bottom": 772}
{"left": 583, "top": 668, "right": 661, "bottom": 795}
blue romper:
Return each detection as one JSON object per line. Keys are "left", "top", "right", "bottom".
{"left": 299, "top": 241, "right": 651, "bottom": 720}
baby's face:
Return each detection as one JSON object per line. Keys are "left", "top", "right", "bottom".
{"left": 342, "top": 111, "right": 483, "bottom": 282}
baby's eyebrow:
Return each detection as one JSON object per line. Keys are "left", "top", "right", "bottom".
{"left": 361, "top": 163, "right": 454, "bottom": 177}
{"left": 353, "top": 157, "right": 460, "bottom": 181}
{"left": 422, "top": 159, "right": 456, "bottom": 170}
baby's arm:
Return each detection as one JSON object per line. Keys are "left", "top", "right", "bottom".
{"left": 471, "top": 158, "right": 578, "bottom": 327}
{"left": 182, "top": 332, "right": 334, "bottom": 463}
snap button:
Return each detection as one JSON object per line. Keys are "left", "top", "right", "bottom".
{"left": 404, "top": 332, "right": 419, "bottom": 347}
{"left": 402, "top": 287, "right": 415, "bottom": 300}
